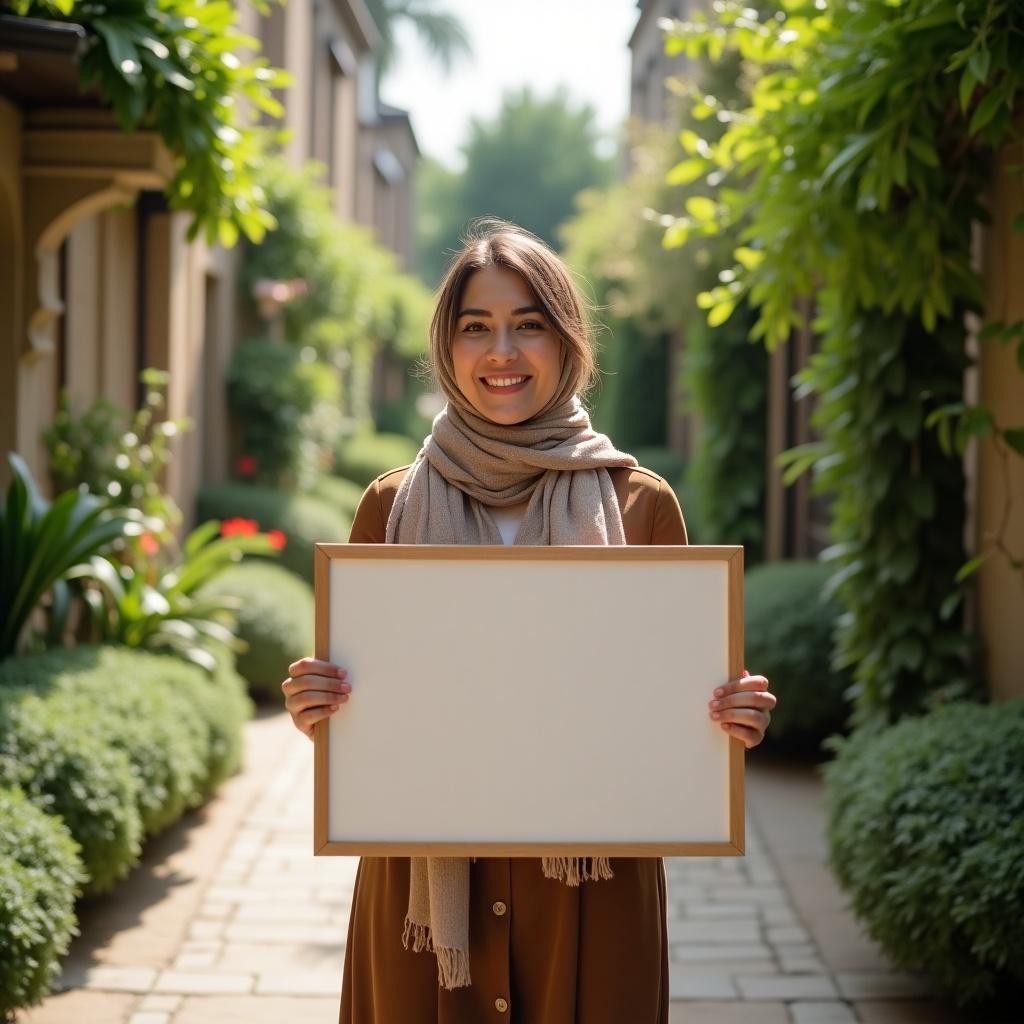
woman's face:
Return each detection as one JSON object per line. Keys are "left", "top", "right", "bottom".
{"left": 450, "top": 265, "right": 562, "bottom": 425}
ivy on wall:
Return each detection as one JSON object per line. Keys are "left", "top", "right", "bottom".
{"left": 12, "top": 0, "right": 292, "bottom": 246}
{"left": 663, "top": 0, "right": 1024, "bottom": 724}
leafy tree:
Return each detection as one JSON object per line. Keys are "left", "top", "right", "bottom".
{"left": 11, "top": 0, "right": 291, "bottom": 246}
{"left": 364, "top": 0, "right": 472, "bottom": 96}
{"left": 417, "top": 86, "right": 617, "bottom": 287}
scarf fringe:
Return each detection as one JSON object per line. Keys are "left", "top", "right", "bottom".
{"left": 434, "top": 944, "right": 472, "bottom": 989}
{"left": 402, "top": 915, "right": 433, "bottom": 953}
{"left": 541, "top": 856, "right": 615, "bottom": 887}
{"left": 403, "top": 916, "right": 472, "bottom": 989}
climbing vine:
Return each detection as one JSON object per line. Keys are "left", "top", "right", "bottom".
{"left": 661, "top": 0, "right": 1024, "bottom": 724}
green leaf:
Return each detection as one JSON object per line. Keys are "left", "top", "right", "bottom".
{"left": 958, "top": 67, "right": 977, "bottom": 112}
{"left": 1003, "top": 428, "right": 1024, "bottom": 456}
{"left": 955, "top": 552, "right": 990, "bottom": 584}
{"left": 821, "top": 132, "right": 878, "bottom": 185}
{"left": 666, "top": 158, "right": 708, "bottom": 186}
{"left": 685, "top": 196, "right": 717, "bottom": 221}
{"left": 969, "top": 88, "right": 1004, "bottom": 136}
{"left": 967, "top": 47, "right": 990, "bottom": 85}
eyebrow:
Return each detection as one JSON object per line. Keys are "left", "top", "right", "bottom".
{"left": 457, "top": 305, "right": 543, "bottom": 317}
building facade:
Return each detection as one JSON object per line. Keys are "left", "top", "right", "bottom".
{"left": 0, "top": 0, "right": 419, "bottom": 521}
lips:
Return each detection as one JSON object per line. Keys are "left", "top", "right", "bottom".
{"left": 480, "top": 375, "right": 532, "bottom": 394}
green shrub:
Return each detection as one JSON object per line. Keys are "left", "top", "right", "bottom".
{"left": 198, "top": 562, "right": 314, "bottom": 700}
{"left": 824, "top": 701, "right": 1024, "bottom": 1004}
{"left": 0, "top": 685, "right": 142, "bottom": 894}
{"left": 226, "top": 338, "right": 340, "bottom": 488}
{"left": 0, "top": 787, "right": 84, "bottom": 1016}
{"left": 333, "top": 430, "right": 420, "bottom": 487}
{"left": 196, "top": 481, "right": 352, "bottom": 581}
{"left": 310, "top": 473, "right": 365, "bottom": 522}
{"left": 744, "top": 560, "right": 851, "bottom": 748}
{"left": 0, "top": 645, "right": 251, "bottom": 890}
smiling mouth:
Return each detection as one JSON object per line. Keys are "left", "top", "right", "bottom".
{"left": 480, "top": 375, "right": 531, "bottom": 393}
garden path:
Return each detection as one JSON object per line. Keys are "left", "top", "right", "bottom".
{"left": 15, "top": 711, "right": 998, "bottom": 1024}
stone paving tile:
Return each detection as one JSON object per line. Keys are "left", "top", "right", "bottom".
{"left": 669, "top": 973, "right": 738, "bottom": 999}
{"left": 173, "top": 996, "right": 340, "bottom": 1023}
{"left": 735, "top": 975, "right": 840, "bottom": 1000}
{"left": 789, "top": 1001, "right": 859, "bottom": 1024}
{"left": 214, "top": 941, "right": 345, "bottom": 973}
{"left": 79, "top": 966, "right": 158, "bottom": 992}
{"left": 128, "top": 1014, "right": 169, "bottom": 1024}
{"left": 14, "top": 991, "right": 137, "bottom": 1023}
{"left": 153, "top": 970, "right": 253, "bottom": 995}
{"left": 835, "top": 971, "right": 933, "bottom": 999}
{"left": 137, "top": 995, "right": 182, "bottom": 1012}
{"left": 254, "top": 970, "right": 343, "bottom": 996}
{"left": 669, "top": 1001, "right": 790, "bottom": 1023}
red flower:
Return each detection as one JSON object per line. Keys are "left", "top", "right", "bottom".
{"left": 139, "top": 532, "right": 160, "bottom": 556}
{"left": 221, "top": 517, "right": 260, "bottom": 538}
{"left": 267, "top": 529, "right": 287, "bottom": 550}
{"left": 234, "top": 454, "right": 258, "bottom": 478}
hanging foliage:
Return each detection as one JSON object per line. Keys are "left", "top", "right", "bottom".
{"left": 662, "top": 0, "right": 1024, "bottom": 724}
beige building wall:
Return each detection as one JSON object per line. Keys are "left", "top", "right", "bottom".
{"left": 974, "top": 133, "right": 1024, "bottom": 702}
{"left": 0, "top": 97, "right": 23, "bottom": 476}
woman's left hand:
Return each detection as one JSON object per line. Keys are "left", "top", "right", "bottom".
{"left": 708, "top": 669, "right": 776, "bottom": 749}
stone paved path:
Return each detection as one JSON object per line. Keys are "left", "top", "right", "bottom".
{"left": 17, "top": 711, "right": 996, "bottom": 1024}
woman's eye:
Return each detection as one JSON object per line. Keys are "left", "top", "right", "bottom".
{"left": 463, "top": 322, "right": 485, "bottom": 332}
{"left": 519, "top": 320, "right": 544, "bottom": 330}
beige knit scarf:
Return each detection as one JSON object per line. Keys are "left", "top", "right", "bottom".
{"left": 384, "top": 389, "right": 638, "bottom": 990}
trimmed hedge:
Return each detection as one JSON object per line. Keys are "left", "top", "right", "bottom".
{"left": 198, "top": 561, "right": 314, "bottom": 700}
{"left": 196, "top": 480, "right": 352, "bottom": 582}
{"left": 333, "top": 430, "right": 419, "bottom": 487}
{"left": 0, "top": 645, "right": 251, "bottom": 893}
{"left": 744, "top": 560, "right": 851, "bottom": 748}
{"left": 0, "top": 786, "right": 84, "bottom": 1015}
{"left": 824, "top": 701, "right": 1024, "bottom": 1005}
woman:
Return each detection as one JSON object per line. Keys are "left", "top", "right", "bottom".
{"left": 281, "top": 218, "right": 777, "bottom": 1023}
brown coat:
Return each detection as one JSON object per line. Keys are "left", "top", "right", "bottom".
{"left": 339, "top": 464, "right": 688, "bottom": 1024}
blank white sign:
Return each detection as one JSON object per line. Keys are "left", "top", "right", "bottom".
{"left": 314, "top": 545, "right": 744, "bottom": 857}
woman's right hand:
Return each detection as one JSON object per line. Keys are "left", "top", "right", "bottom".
{"left": 282, "top": 657, "right": 351, "bottom": 740}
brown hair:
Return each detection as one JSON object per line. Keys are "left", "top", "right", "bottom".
{"left": 424, "top": 217, "right": 599, "bottom": 410}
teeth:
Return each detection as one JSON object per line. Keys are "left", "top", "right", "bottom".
{"left": 485, "top": 376, "right": 526, "bottom": 387}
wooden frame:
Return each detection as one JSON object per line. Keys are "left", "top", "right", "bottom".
{"left": 314, "top": 544, "right": 745, "bottom": 857}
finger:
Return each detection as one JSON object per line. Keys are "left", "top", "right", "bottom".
{"left": 286, "top": 689, "right": 351, "bottom": 714}
{"left": 709, "top": 690, "right": 777, "bottom": 711}
{"left": 282, "top": 673, "right": 350, "bottom": 696}
{"left": 719, "top": 721, "right": 763, "bottom": 749}
{"left": 741, "top": 668, "right": 750, "bottom": 678}
{"left": 295, "top": 703, "right": 343, "bottom": 734}
{"left": 287, "top": 656, "right": 347, "bottom": 679}
{"left": 713, "top": 707, "right": 771, "bottom": 732}
{"left": 713, "top": 674, "right": 769, "bottom": 698}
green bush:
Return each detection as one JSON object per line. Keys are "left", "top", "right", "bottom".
{"left": 196, "top": 481, "right": 352, "bottom": 582}
{"left": 198, "top": 562, "right": 314, "bottom": 700}
{"left": 744, "top": 560, "right": 851, "bottom": 748}
{"left": 824, "top": 701, "right": 1024, "bottom": 1004}
{"left": 333, "top": 430, "right": 420, "bottom": 487}
{"left": 0, "top": 645, "right": 251, "bottom": 891}
{"left": 0, "top": 786, "right": 84, "bottom": 1015}
{"left": 226, "top": 338, "right": 340, "bottom": 488}
{"left": 0, "top": 685, "right": 142, "bottom": 894}
{"left": 310, "top": 473, "right": 365, "bottom": 523}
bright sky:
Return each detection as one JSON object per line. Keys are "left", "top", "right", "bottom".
{"left": 378, "top": 0, "right": 640, "bottom": 172}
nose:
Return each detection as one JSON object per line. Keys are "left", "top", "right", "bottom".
{"left": 485, "top": 327, "right": 518, "bottom": 362}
